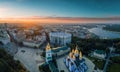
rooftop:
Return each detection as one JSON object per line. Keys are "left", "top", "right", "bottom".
{"left": 95, "top": 50, "right": 106, "bottom": 54}
{"left": 52, "top": 46, "right": 69, "bottom": 52}
{"left": 49, "top": 32, "right": 71, "bottom": 37}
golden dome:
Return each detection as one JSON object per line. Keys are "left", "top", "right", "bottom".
{"left": 79, "top": 51, "right": 82, "bottom": 59}
{"left": 46, "top": 43, "right": 51, "bottom": 51}
{"left": 72, "top": 55, "right": 76, "bottom": 60}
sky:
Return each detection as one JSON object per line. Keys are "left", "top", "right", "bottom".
{"left": 0, "top": 0, "right": 120, "bottom": 23}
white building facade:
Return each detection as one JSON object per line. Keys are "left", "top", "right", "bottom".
{"left": 93, "top": 50, "right": 106, "bottom": 59}
{"left": 0, "top": 30, "right": 10, "bottom": 45}
{"left": 49, "top": 32, "right": 71, "bottom": 46}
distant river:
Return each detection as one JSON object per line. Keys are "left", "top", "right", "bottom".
{"left": 88, "top": 28, "right": 120, "bottom": 39}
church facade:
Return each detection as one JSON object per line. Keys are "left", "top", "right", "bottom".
{"left": 64, "top": 46, "right": 88, "bottom": 72}
{"left": 49, "top": 32, "right": 71, "bottom": 46}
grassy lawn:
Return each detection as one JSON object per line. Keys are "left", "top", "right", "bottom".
{"left": 107, "top": 56, "right": 120, "bottom": 72}
{"left": 111, "top": 56, "right": 120, "bottom": 62}
{"left": 107, "top": 63, "right": 120, "bottom": 72}
{"left": 87, "top": 56, "right": 105, "bottom": 70}
{"left": 93, "top": 60, "right": 105, "bottom": 70}
{"left": 87, "top": 56, "right": 98, "bottom": 61}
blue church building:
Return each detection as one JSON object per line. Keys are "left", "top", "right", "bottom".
{"left": 64, "top": 46, "right": 88, "bottom": 72}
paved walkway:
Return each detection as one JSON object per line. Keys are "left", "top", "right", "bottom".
{"left": 56, "top": 56, "right": 69, "bottom": 72}
{"left": 83, "top": 56, "right": 95, "bottom": 72}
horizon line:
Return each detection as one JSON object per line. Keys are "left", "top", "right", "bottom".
{"left": 0, "top": 16, "right": 120, "bottom": 24}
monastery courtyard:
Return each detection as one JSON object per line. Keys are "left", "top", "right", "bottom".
{"left": 13, "top": 46, "right": 95, "bottom": 72}
{"left": 14, "top": 47, "right": 45, "bottom": 72}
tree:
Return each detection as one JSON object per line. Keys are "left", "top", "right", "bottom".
{"left": 0, "top": 48, "right": 28, "bottom": 72}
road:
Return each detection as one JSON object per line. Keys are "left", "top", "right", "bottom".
{"left": 103, "top": 47, "right": 113, "bottom": 72}
{"left": 103, "top": 54, "right": 111, "bottom": 72}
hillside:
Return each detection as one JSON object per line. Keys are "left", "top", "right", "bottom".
{"left": 0, "top": 48, "right": 28, "bottom": 72}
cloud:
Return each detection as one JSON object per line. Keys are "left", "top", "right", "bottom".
{"left": 0, "top": 7, "right": 9, "bottom": 12}
{"left": 0, "top": 7, "right": 11, "bottom": 18}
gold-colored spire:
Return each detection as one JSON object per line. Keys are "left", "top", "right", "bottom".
{"left": 79, "top": 51, "right": 82, "bottom": 59}
{"left": 69, "top": 52, "right": 73, "bottom": 58}
{"left": 72, "top": 49, "right": 75, "bottom": 53}
{"left": 74, "top": 45, "right": 79, "bottom": 54}
{"left": 46, "top": 43, "right": 51, "bottom": 51}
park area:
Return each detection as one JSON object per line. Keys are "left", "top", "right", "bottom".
{"left": 107, "top": 56, "right": 120, "bottom": 72}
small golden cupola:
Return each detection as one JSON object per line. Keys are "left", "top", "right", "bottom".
{"left": 72, "top": 49, "right": 75, "bottom": 53}
{"left": 46, "top": 43, "right": 51, "bottom": 51}
{"left": 69, "top": 52, "right": 73, "bottom": 58}
{"left": 79, "top": 51, "right": 82, "bottom": 59}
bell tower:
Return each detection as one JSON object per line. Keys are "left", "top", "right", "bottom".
{"left": 46, "top": 43, "right": 52, "bottom": 63}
